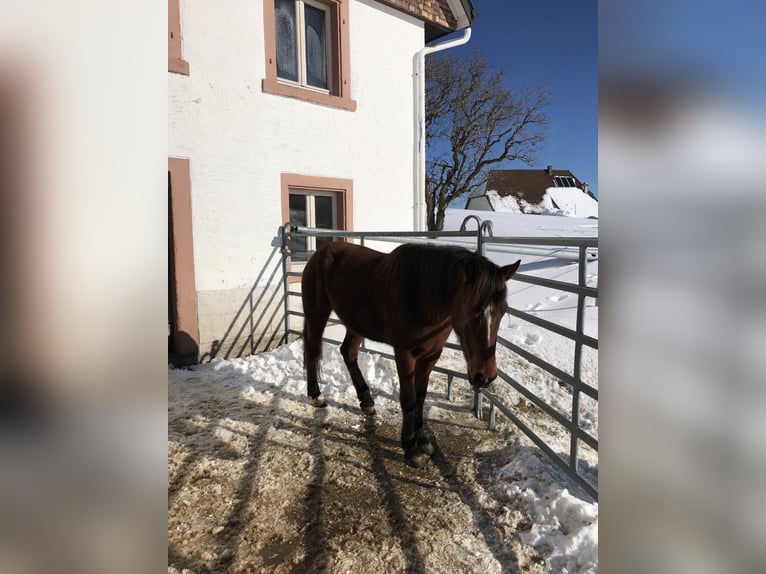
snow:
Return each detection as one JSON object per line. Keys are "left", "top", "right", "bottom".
{"left": 484, "top": 187, "right": 598, "bottom": 218}
{"left": 486, "top": 189, "right": 523, "bottom": 213}
{"left": 542, "top": 187, "right": 599, "bottom": 218}
{"left": 169, "top": 209, "right": 598, "bottom": 573}
{"left": 496, "top": 450, "right": 598, "bottom": 573}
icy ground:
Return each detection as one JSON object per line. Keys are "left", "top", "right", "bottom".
{"left": 168, "top": 209, "right": 598, "bottom": 573}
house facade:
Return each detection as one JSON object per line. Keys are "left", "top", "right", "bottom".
{"left": 168, "top": 0, "right": 474, "bottom": 363}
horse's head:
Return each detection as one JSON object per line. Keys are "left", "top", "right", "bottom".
{"left": 453, "top": 257, "right": 521, "bottom": 389}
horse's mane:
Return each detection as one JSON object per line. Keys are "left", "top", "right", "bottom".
{"left": 383, "top": 244, "right": 507, "bottom": 324}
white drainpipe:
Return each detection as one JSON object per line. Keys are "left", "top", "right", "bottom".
{"left": 413, "top": 22, "right": 472, "bottom": 231}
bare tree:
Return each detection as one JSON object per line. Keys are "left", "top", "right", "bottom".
{"left": 425, "top": 52, "right": 551, "bottom": 230}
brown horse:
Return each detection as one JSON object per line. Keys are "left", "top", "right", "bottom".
{"left": 301, "top": 241, "right": 520, "bottom": 467}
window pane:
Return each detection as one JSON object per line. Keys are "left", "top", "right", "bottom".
{"left": 289, "top": 194, "right": 307, "bottom": 259}
{"left": 304, "top": 4, "right": 328, "bottom": 89}
{"left": 314, "top": 195, "right": 334, "bottom": 229}
{"left": 315, "top": 194, "right": 335, "bottom": 251}
{"left": 289, "top": 193, "right": 307, "bottom": 226}
{"left": 275, "top": 0, "right": 298, "bottom": 82}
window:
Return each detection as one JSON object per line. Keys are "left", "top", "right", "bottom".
{"left": 280, "top": 174, "right": 353, "bottom": 276}
{"left": 288, "top": 190, "right": 337, "bottom": 260}
{"left": 263, "top": 0, "right": 356, "bottom": 111}
{"left": 276, "top": 0, "right": 330, "bottom": 91}
{"left": 553, "top": 175, "right": 578, "bottom": 188}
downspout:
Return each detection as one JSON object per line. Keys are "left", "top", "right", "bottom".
{"left": 413, "top": 5, "right": 472, "bottom": 231}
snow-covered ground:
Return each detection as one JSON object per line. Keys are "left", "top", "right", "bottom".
{"left": 168, "top": 209, "right": 598, "bottom": 573}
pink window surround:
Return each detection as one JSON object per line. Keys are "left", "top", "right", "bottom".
{"left": 168, "top": 157, "right": 199, "bottom": 354}
{"left": 263, "top": 0, "right": 356, "bottom": 111}
{"left": 168, "top": 0, "right": 189, "bottom": 75}
{"left": 280, "top": 173, "right": 354, "bottom": 282}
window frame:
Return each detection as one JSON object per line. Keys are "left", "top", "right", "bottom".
{"left": 288, "top": 189, "right": 338, "bottom": 260}
{"left": 263, "top": 0, "right": 356, "bottom": 111}
{"left": 554, "top": 175, "right": 578, "bottom": 188}
{"left": 280, "top": 173, "right": 353, "bottom": 280}
{"left": 275, "top": 0, "right": 333, "bottom": 93}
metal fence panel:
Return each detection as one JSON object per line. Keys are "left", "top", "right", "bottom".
{"left": 280, "top": 218, "right": 598, "bottom": 500}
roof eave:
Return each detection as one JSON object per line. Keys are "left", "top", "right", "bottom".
{"left": 444, "top": 0, "right": 474, "bottom": 29}
{"left": 426, "top": 0, "right": 477, "bottom": 41}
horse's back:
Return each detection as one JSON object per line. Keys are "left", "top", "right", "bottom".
{"left": 312, "top": 240, "right": 381, "bottom": 264}
{"left": 303, "top": 242, "right": 389, "bottom": 338}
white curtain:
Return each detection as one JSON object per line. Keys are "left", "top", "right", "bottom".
{"left": 304, "top": 4, "right": 327, "bottom": 89}
{"left": 275, "top": 0, "right": 298, "bottom": 82}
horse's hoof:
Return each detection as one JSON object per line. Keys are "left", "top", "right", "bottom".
{"left": 310, "top": 394, "right": 327, "bottom": 408}
{"left": 405, "top": 452, "right": 429, "bottom": 469}
{"left": 417, "top": 439, "right": 434, "bottom": 456}
{"left": 361, "top": 404, "right": 376, "bottom": 415}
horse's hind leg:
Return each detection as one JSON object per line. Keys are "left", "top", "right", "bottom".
{"left": 304, "top": 321, "right": 329, "bottom": 407}
{"left": 340, "top": 331, "right": 375, "bottom": 415}
{"left": 302, "top": 267, "right": 332, "bottom": 408}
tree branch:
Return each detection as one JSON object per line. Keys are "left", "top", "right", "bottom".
{"left": 425, "top": 52, "right": 551, "bottom": 229}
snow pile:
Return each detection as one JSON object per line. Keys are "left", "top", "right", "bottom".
{"left": 542, "top": 187, "right": 598, "bottom": 218}
{"left": 493, "top": 449, "right": 598, "bottom": 574}
{"left": 484, "top": 187, "right": 598, "bottom": 218}
{"left": 486, "top": 189, "right": 523, "bottom": 213}
{"left": 201, "top": 339, "right": 401, "bottom": 415}
{"left": 486, "top": 189, "right": 546, "bottom": 214}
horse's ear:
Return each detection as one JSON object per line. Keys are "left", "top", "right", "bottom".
{"left": 501, "top": 260, "right": 521, "bottom": 281}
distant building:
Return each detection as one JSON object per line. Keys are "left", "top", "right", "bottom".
{"left": 465, "top": 166, "right": 598, "bottom": 217}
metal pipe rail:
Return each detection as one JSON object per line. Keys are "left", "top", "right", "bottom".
{"left": 288, "top": 225, "right": 479, "bottom": 239}
{"left": 505, "top": 308, "right": 599, "bottom": 350}
{"left": 369, "top": 236, "right": 597, "bottom": 262}
{"left": 290, "top": 225, "right": 597, "bottom": 262}
{"left": 280, "top": 218, "right": 598, "bottom": 500}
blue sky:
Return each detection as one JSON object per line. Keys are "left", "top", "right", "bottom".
{"left": 444, "top": 0, "right": 598, "bottom": 203}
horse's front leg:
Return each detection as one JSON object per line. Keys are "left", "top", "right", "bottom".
{"left": 394, "top": 350, "right": 425, "bottom": 467}
{"left": 395, "top": 349, "right": 439, "bottom": 468}
{"left": 412, "top": 349, "right": 442, "bottom": 457}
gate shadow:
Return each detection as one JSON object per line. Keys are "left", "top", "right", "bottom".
{"left": 173, "top": 352, "right": 555, "bottom": 572}
{"left": 168, "top": 367, "right": 290, "bottom": 572}
{"left": 200, "top": 230, "right": 290, "bottom": 363}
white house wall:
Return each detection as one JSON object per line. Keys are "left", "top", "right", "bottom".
{"left": 466, "top": 196, "right": 492, "bottom": 211}
{"left": 169, "top": 0, "right": 424, "bottom": 357}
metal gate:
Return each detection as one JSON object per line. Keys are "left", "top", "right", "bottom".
{"left": 280, "top": 217, "right": 598, "bottom": 500}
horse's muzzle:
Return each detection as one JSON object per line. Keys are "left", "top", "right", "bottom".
{"left": 471, "top": 372, "right": 495, "bottom": 389}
